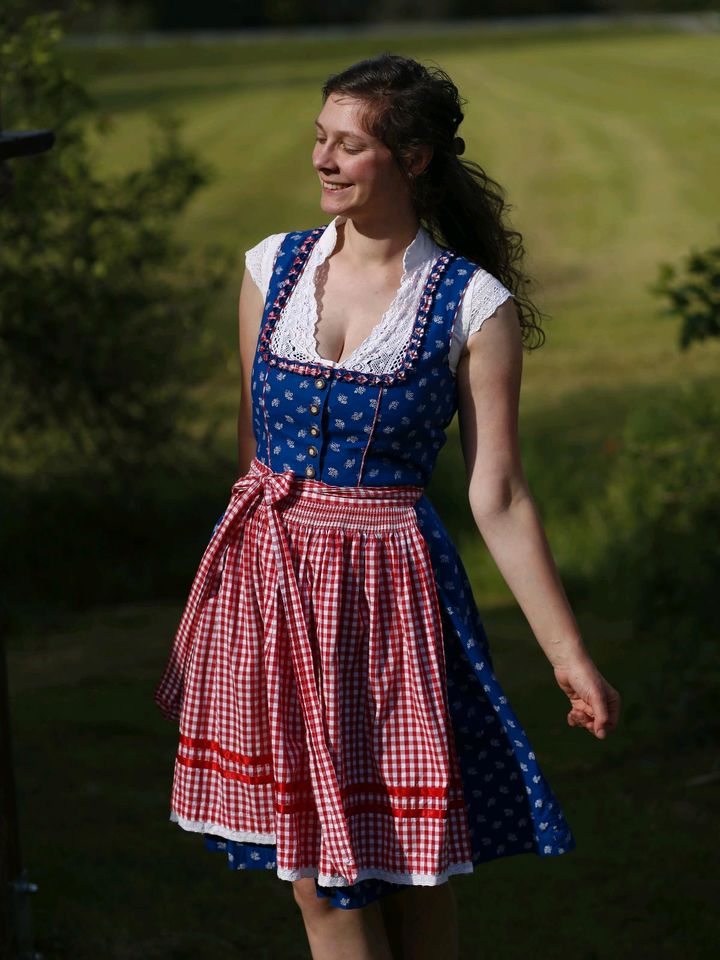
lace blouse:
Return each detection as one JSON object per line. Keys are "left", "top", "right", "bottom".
{"left": 245, "top": 215, "right": 514, "bottom": 377}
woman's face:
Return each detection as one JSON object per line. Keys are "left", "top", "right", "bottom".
{"left": 312, "top": 93, "right": 411, "bottom": 223}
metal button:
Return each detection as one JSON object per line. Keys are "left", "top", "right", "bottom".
{"left": 308, "top": 445, "right": 318, "bottom": 457}
{"left": 309, "top": 403, "right": 320, "bottom": 415}
{"left": 304, "top": 465, "right": 316, "bottom": 479}
{"left": 314, "top": 377, "right": 326, "bottom": 389}
{"left": 309, "top": 425, "right": 320, "bottom": 437}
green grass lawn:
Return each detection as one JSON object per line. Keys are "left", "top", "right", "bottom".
{"left": 7, "top": 598, "right": 718, "bottom": 959}
{"left": 64, "top": 23, "right": 720, "bottom": 580}
{"left": 69, "top": 24, "right": 720, "bottom": 573}
{"left": 5, "top": 23, "right": 717, "bottom": 957}
{"left": 71, "top": 24, "right": 720, "bottom": 422}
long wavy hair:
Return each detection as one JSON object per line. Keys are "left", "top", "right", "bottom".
{"left": 322, "top": 53, "right": 546, "bottom": 350}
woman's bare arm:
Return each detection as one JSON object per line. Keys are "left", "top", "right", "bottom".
{"left": 237, "top": 269, "right": 264, "bottom": 475}
{"left": 456, "top": 298, "right": 620, "bottom": 739}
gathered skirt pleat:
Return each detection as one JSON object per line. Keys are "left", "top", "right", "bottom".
{"left": 167, "top": 462, "right": 474, "bottom": 889}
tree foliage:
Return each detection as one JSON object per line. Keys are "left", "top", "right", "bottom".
{"left": 0, "top": 0, "right": 234, "bottom": 473}
{"left": 69, "top": 0, "right": 720, "bottom": 31}
{"left": 652, "top": 234, "right": 720, "bottom": 350}
{"left": 595, "top": 380, "right": 720, "bottom": 744}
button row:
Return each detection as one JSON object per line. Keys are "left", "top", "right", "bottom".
{"left": 305, "top": 379, "right": 326, "bottom": 477}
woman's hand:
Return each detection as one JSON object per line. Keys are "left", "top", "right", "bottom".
{"left": 553, "top": 656, "right": 621, "bottom": 740}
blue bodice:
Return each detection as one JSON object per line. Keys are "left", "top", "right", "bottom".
{"left": 251, "top": 226, "right": 476, "bottom": 487}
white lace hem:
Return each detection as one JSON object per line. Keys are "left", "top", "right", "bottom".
{"left": 170, "top": 809, "right": 475, "bottom": 887}
{"left": 278, "top": 861, "right": 475, "bottom": 888}
{"left": 170, "top": 809, "right": 275, "bottom": 844}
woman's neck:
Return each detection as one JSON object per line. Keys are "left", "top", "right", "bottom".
{"left": 334, "top": 212, "right": 420, "bottom": 268}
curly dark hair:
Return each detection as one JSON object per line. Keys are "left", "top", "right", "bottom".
{"left": 322, "top": 53, "right": 546, "bottom": 350}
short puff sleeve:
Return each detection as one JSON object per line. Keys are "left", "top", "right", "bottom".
{"left": 448, "top": 269, "right": 514, "bottom": 374}
{"left": 244, "top": 232, "right": 287, "bottom": 299}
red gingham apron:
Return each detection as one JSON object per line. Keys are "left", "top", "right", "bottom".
{"left": 155, "top": 456, "right": 473, "bottom": 886}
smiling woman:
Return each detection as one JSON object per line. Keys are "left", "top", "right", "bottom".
{"left": 313, "top": 102, "right": 414, "bottom": 227}
{"left": 154, "top": 52, "right": 620, "bottom": 960}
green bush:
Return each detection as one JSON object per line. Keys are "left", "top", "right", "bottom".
{"left": 0, "top": 0, "right": 234, "bottom": 473}
{"left": 651, "top": 232, "right": 720, "bottom": 350}
{"left": 592, "top": 379, "right": 720, "bottom": 743}
{"left": 0, "top": 0, "right": 238, "bottom": 626}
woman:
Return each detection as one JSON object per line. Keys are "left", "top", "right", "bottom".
{"left": 155, "top": 53, "right": 620, "bottom": 960}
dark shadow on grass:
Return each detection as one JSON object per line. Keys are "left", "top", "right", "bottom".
{"left": 5, "top": 373, "right": 714, "bottom": 635}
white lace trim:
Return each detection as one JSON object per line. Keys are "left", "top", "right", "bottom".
{"left": 170, "top": 809, "right": 275, "bottom": 844}
{"left": 171, "top": 809, "right": 475, "bottom": 887}
{"left": 277, "top": 860, "right": 475, "bottom": 888}
{"left": 244, "top": 216, "right": 514, "bottom": 376}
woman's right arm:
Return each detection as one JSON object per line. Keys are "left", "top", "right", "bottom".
{"left": 237, "top": 268, "right": 265, "bottom": 475}
{"left": 456, "top": 298, "right": 620, "bottom": 739}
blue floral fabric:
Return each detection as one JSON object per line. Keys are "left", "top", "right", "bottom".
{"left": 200, "top": 226, "right": 575, "bottom": 909}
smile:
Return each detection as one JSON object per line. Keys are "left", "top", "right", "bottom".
{"left": 321, "top": 181, "right": 351, "bottom": 192}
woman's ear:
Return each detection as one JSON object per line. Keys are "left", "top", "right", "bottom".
{"left": 406, "top": 144, "right": 433, "bottom": 178}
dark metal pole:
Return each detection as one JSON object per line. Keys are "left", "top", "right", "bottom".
{"left": 0, "top": 616, "right": 30, "bottom": 960}
{"left": 0, "top": 616, "right": 20, "bottom": 955}
{"left": 0, "top": 95, "right": 53, "bottom": 960}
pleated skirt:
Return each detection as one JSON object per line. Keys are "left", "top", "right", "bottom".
{"left": 161, "top": 458, "right": 475, "bottom": 908}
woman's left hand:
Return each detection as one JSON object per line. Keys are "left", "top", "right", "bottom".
{"left": 553, "top": 656, "right": 621, "bottom": 740}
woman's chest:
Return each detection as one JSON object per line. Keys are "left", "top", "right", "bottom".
{"left": 270, "top": 251, "right": 431, "bottom": 374}
{"left": 313, "top": 259, "right": 405, "bottom": 366}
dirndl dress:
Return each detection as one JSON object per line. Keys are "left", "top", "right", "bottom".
{"left": 154, "top": 226, "right": 575, "bottom": 910}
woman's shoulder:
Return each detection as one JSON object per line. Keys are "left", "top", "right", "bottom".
{"left": 466, "top": 263, "right": 514, "bottom": 299}
{"left": 244, "top": 231, "right": 289, "bottom": 295}
{"left": 438, "top": 243, "right": 511, "bottom": 298}
{"left": 245, "top": 224, "right": 326, "bottom": 255}
{"left": 454, "top": 260, "right": 515, "bottom": 338}
{"left": 245, "top": 230, "right": 289, "bottom": 260}
{"left": 244, "top": 226, "right": 328, "bottom": 293}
